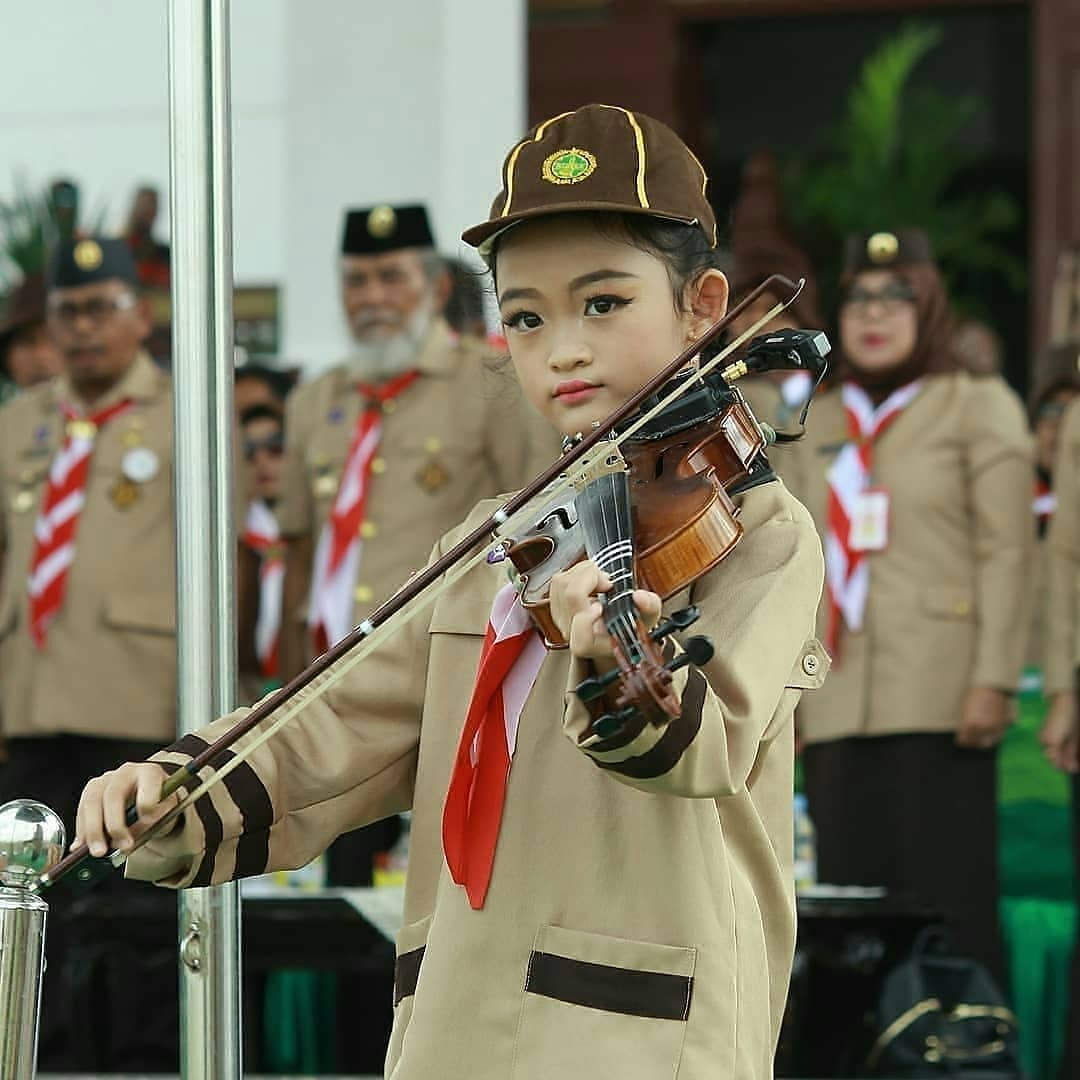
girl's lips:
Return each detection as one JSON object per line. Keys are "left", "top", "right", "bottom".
{"left": 553, "top": 381, "right": 601, "bottom": 405}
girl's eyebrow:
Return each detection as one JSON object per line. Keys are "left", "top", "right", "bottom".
{"left": 499, "top": 270, "right": 639, "bottom": 308}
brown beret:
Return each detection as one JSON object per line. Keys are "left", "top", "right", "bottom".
{"left": 843, "top": 228, "right": 934, "bottom": 273}
{"left": 462, "top": 103, "right": 716, "bottom": 251}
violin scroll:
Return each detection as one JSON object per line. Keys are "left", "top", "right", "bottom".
{"left": 574, "top": 606, "right": 716, "bottom": 740}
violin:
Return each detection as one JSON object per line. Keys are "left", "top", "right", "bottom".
{"left": 42, "top": 277, "right": 825, "bottom": 891}
{"left": 505, "top": 328, "right": 830, "bottom": 738}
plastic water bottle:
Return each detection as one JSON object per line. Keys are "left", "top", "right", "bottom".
{"left": 793, "top": 793, "right": 817, "bottom": 892}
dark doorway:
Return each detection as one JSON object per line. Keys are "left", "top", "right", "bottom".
{"left": 690, "top": 5, "right": 1031, "bottom": 391}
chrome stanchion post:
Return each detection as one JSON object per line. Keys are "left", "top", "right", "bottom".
{"left": 0, "top": 800, "right": 65, "bottom": 1080}
{"left": 167, "top": 0, "right": 242, "bottom": 1077}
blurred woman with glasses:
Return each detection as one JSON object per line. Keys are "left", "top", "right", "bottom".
{"left": 779, "top": 228, "right": 1033, "bottom": 980}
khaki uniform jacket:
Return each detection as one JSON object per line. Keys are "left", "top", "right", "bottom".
{"left": 1045, "top": 400, "right": 1080, "bottom": 693}
{"left": 278, "top": 318, "right": 560, "bottom": 634}
{"left": 130, "top": 479, "right": 826, "bottom": 1080}
{"left": 0, "top": 354, "right": 179, "bottom": 741}
{"left": 776, "top": 372, "right": 1033, "bottom": 745}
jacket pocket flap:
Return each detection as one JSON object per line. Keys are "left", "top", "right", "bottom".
{"left": 528, "top": 925, "right": 696, "bottom": 1021}
{"left": 104, "top": 592, "right": 176, "bottom": 635}
{"left": 923, "top": 586, "right": 976, "bottom": 620}
{"left": 786, "top": 638, "right": 830, "bottom": 690}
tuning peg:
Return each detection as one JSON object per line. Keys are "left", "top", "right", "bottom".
{"left": 665, "top": 635, "right": 714, "bottom": 673}
{"left": 593, "top": 706, "right": 637, "bottom": 740}
{"left": 649, "top": 606, "right": 701, "bottom": 643}
{"left": 576, "top": 666, "right": 622, "bottom": 703}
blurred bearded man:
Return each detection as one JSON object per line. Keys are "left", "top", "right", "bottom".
{"left": 277, "top": 204, "right": 558, "bottom": 888}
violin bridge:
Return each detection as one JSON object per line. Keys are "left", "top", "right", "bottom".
{"left": 568, "top": 441, "right": 628, "bottom": 493}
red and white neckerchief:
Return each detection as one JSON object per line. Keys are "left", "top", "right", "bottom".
{"left": 824, "top": 381, "right": 921, "bottom": 654}
{"left": 442, "top": 582, "right": 547, "bottom": 909}
{"left": 1033, "top": 472, "right": 1056, "bottom": 529}
{"left": 28, "top": 398, "right": 136, "bottom": 649}
{"left": 242, "top": 500, "right": 284, "bottom": 680}
{"left": 307, "top": 369, "right": 418, "bottom": 653}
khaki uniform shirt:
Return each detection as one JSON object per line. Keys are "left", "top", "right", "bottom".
{"left": 278, "top": 318, "right": 560, "bottom": 639}
{"left": 1045, "top": 400, "right": 1080, "bottom": 693}
{"left": 777, "top": 372, "right": 1033, "bottom": 745}
{"left": 0, "top": 353, "right": 179, "bottom": 741}
{"left": 131, "top": 479, "right": 826, "bottom": 1080}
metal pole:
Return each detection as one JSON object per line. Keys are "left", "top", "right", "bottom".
{"left": 167, "top": 2, "right": 242, "bottom": 1078}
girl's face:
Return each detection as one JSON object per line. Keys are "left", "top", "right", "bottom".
{"left": 495, "top": 217, "right": 727, "bottom": 436}
{"left": 839, "top": 269, "right": 919, "bottom": 375}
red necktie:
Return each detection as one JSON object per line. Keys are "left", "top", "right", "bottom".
{"left": 443, "top": 584, "right": 547, "bottom": 909}
{"left": 308, "top": 369, "right": 419, "bottom": 653}
{"left": 28, "top": 398, "right": 135, "bottom": 648}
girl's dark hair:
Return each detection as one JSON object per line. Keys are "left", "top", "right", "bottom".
{"left": 830, "top": 262, "right": 955, "bottom": 386}
{"left": 488, "top": 212, "right": 723, "bottom": 313}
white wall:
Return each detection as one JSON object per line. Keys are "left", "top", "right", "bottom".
{"left": 0, "top": 0, "right": 525, "bottom": 373}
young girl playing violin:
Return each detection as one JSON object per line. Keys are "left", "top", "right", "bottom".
{"left": 74, "top": 105, "right": 826, "bottom": 1079}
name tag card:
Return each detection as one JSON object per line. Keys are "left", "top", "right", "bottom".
{"left": 850, "top": 488, "right": 890, "bottom": 552}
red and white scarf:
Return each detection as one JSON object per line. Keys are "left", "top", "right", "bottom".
{"left": 824, "top": 381, "right": 921, "bottom": 653}
{"left": 28, "top": 398, "right": 135, "bottom": 649}
{"left": 442, "top": 582, "right": 547, "bottom": 909}
{"left": 1033, "top": 473, "right": 1056, "bottom": 527}
{"left": 243, "top": 500, "right": 284, "bottom": 680}
{"left": 307, "top": 370, "right": 418, "bottom": 652}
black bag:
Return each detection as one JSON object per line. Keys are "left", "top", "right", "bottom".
{"left": 865, "top": 929, "right": 1024, "bottom": 1079}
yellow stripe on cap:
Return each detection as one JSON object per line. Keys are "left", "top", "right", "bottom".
{"left": 499, "top": 139, "right": 529, "bottom": 218}
{"left": 500, "top": 110, "right": 575, "bottom": 219}
{"left": 600, "top": 105, "right": 649, "bottom": 209}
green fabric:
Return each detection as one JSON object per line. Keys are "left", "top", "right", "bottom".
{"left": 1001, "top": 897, "right": 1076, "bottom": 1080}
{"left": 262, "top": 969, "right": 337, "bottom": 1074}
{"left": 998, "top": 669, "right": 1077, "bottom": 1079}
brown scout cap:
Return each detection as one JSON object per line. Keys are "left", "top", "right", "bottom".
{"left": 461, "top": 104, "right": 717, "bottom": 252}
{"left": 843, "top": 228, "right": 934, "bottom": 274}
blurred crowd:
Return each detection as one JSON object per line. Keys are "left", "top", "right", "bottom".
{"left": 0, "top": 158, "right": 1077, "bottom": 1079}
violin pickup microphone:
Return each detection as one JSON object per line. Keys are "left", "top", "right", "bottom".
{"left": 732, "top": 329, "right": 831, "bottom": 380}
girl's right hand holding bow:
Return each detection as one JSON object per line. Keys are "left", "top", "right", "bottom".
{"left": 73, "top": 761, "right": 175, "bottom": 856}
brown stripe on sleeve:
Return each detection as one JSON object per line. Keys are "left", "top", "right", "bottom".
{"left": 596, "top": 666, "right": 706, "bottom": 780}
{"left": 157, "top": 742, "right": 226, "bottom": 888}
{"left": 207, "top": 745, "right": 275, "bottom": 879}
{"left": 394, "top": 947, "right": 425, "bottom": 1006}
{"left": 525, "top": 951, "right": 693, "bottom": 1021}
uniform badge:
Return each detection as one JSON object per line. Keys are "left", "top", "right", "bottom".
{"left": 866, "top": 232, "right": 900, "bottom": 264}
{"left": 416, "top": 460, "right": 450, "bottom": 493}
{"left": 109, "top": 478, "right": 140, "bottom": 509}
{"left": 328, "top": 408, "right": 344, "bottom": 424}
{"left": 73, "top": 239, "right": 104, "bottom": 271}
{"left": 542, "top": 147, "right": 597, "bottom": 185}
{"left": 122, "top": 447, "right": 160, "bottom": 484}
{"left": 122, "top": 428, "right": 144, "bottom": 448}
{"left": 313, "top": 473, "right": 339, "bottom": 499}
{"left": 367, "top": 205, "right": 397, "bottom": 239}
{"left": 66, "top": 419, "right": 98, "bottom": 440}
{"left": 10, "top": 489, "right": 35, "bottom": 514}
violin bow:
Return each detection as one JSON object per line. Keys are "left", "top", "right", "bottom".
{"left": 40, "top": 273, "right": 804, "bottom": 890}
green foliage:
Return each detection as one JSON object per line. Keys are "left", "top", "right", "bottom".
{"left": 784, "top": 22, "right": 1025, "bottom": 315}
{"left": 0, "top": 177, "right": 108, "bottom": 293}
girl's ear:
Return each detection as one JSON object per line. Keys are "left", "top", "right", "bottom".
{"left": 685, "top": 270, "right": 729, "bottom": 341}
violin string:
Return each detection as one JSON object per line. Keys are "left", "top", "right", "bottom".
{"left": 100, "top": 290, "right": 800, "bottom": 866}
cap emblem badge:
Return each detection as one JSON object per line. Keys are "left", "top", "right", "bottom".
{"left": 866, "top": 232, "right": 900, "bottom": 264}
{"left": 73, "top": 240, "right": 103, "bottom": 271}
{"left": 367, "top": 206, "right": 397, "bottom": 239}
{"left": 542, "top": 148, "right": 597, "bottom": 186}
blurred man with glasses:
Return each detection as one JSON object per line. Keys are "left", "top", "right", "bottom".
{"left": 0, "top": 236, "right": 185, "bottom": 1071}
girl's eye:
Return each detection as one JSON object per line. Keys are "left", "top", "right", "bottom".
{"left": 502, "top": 310, "right": 543, "bottom": 332}
{"left": 584, "top": 295, "right": 631, "bottom": 317}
